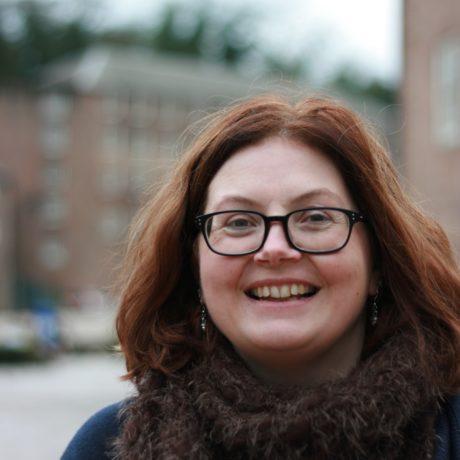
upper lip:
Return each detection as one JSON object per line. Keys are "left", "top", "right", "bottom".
{"left": 244, "top": 278, "right": 320, "bottom": 291}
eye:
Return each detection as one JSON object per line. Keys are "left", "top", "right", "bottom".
{"left": 293, "top": 209, "right": 335, "bottom": 228}
{"left": 306, "top": 212, "right": 331, "bottom": 223}
{"left": 229, "top": 218, "right": 250, "bottom": 227}
{"left": 218, "top": 212, "right": 261, "bottom": 235}
{"left": 225, "top": 215, "right": 256, "bottom": 229}
{"left": 301, "top": 210, "right": 331, "bottom": 223}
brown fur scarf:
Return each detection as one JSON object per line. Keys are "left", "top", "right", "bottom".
{"left": 112, "top": 332, "right": 443, "bottom": 459}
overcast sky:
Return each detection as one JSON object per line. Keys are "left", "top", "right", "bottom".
{"left": 94, "top": 0, "right": 402, "bottom": 84}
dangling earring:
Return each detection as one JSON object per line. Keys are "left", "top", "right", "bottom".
{"left": 198, "top": 289, "right": 207, "bottom": 332}
{"left": 370, "top": 287, "right": 380, "bottom": 327}
{"left": 200, "top": 305, "right": 207, "bottom": 332}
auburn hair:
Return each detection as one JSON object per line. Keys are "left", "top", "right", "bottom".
{"left": 116, "top": 94, "right": 460, "bottom": 390}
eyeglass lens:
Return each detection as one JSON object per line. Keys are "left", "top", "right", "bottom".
{"left": 204, "top": 209, "right": 350, "bottom": 255}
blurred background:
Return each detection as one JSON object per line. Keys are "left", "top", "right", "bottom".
{"left": 0, "top": 0, "right": 458, "bottom": 457}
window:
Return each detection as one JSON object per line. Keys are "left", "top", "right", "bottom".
{"left": 103, "top": 94, "right": 129, "bottom": 125}
{"left": 39, "top": 93, "right": 71, "bottom": 158}
{"left": 131, "top": 97, "right": 156, "bottom": 128}
{"left": 103, "top": 124, "right": 121, "bottom": 154}
{"left": 38, "top": 93, "right": 72, "bottom": 125}
{"left": 130, "top": 155, "right": 154, "bottom": 192}
{"left": 131, "top": 128, "right": 152, "bottom": 157}
{"left": 98, "top": 207, "right": 128, "bottom": 242}
{"left": 433, "top": 36, "right": 460, "bottom": 149}
{"left": 42, "top": 163, "right": 66, "bottom": 189}
{"left": 40, "top": 125, "right": 69, "bottom": 158}
{"left": 99, "top": 166, "right": 126, "bottom": 197}
{"left": 38, "top": 239, "right": 69, "bottom": 270}
{"left": 158, "top": 97, "right": 178, "bottom": 129}
{"left": 39, "top": 196, "right": 68, "bottom": 229}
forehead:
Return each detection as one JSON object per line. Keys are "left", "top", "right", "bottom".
{"left": 205, "top": 136, "right": 355, "bottom": 211}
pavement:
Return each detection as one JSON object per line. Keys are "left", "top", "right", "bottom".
{"left": 0, "top": 353, "right": 134, "bottom": 459}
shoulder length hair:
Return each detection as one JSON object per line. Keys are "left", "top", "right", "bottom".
{"left": 116, "top": 94, "right": 460, "bottom": 390}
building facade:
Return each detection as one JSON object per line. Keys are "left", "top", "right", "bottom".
{"left": 403, "top": 0, "right": 460, "bottom": 256}
{"left": 0, "top": 45, "right": 400, "bottom": 308}
{"left": 0, "top": 171, "right": 15, "bottom": 310}
{"left": 0, "top": 47, "right": 254, "bottom": 308}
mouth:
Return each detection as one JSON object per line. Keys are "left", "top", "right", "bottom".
{"left": 245, "top": 283, "right": 320, "bottom": 302}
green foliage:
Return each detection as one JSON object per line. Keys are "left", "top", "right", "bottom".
{"left": 0, "top": 1, "right": 255, "bottom": 83}
{"left": 147, "top": 3, "right": 254, "bottom": 64}
{"left": 0, "top": 1, "right": 93, "bottom": 83}
{"left": 263, "top": 54, "right": 308, "bottom": 80}
{"left": 149, "top": 4, "right": 204, "bottom": 56}
{"left": 332, "top": 67, "right": 397, "bottom": 105}
{"left": 0, "top": 30, "right": 19, "bottom": 80}
{"left": 97, "top": 29, "right": 145, "bottom": 48}
{"left": 0, "top": 0, "right": 395, "bottom": 104}
{"left": 0, "top": 345, "right": 49, "bottom": 364}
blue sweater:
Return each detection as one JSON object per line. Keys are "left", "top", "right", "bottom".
{"left": 62, "top": 395, "right": 460, "bottom": 459}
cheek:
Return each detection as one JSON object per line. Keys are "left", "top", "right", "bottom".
{"left": 321, "top": 259, "right": 362, "bottom": 289}
{"left": 198, "top": 239, "right": 242, "bottom": 300}
{"left": 198, "top": 254, "right": 246, "bottom": 330}
{"left": 318, "top": 241, "right": 373, "bottom": 300}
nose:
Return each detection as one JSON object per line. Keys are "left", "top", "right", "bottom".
{"left": 253, "top": 222, "right": 302, "bottom": 265}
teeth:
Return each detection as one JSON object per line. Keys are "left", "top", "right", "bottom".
{"left": 249, "top": 283, "right": 317, "bottom": 300}
{"left": 280, "top": 285, "right": 290, "bottom": 298}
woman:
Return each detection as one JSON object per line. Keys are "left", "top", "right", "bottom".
{"left": 63, "top": 95, "right": 459, "bottom": 459}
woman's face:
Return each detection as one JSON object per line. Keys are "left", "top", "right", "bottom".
{"left": 198, "top": 136, "right": 378, "bottom": 382}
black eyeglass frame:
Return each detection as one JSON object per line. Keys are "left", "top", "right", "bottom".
{"left": 195, "top": 207, "right": 367, "bottom": 256}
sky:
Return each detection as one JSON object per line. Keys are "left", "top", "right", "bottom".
{"left": 93, "top": 0, "right": 402, "bottom": 84}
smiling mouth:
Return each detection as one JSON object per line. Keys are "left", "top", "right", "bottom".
{"left": 245, "top": 283, "right": 319, "bottom": 301}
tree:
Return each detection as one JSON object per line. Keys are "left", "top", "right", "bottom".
{"left": 332, "top": 67, "right": 397, "bottom": 105}
{"left": 147, "top": 3, "right": 254, "bottom": 65}
{"left": 0, "top": 0, "right": 397, "bottom": 105}
{"left": 0, "top": 1, "right": 94, "bottom": 83}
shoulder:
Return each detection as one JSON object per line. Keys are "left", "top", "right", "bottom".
{"left": 61, "top": 400, "right": 127, "bottom": 460}
{"left": 434, "top": 394, "right": 460, "bottom": 460}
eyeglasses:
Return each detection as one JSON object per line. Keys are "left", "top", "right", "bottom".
{"left": 195, "top": 207, "right": 366, "bottom": 256}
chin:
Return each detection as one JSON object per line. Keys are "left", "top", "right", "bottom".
{"left": 243, "top": 326, "right": 316, "bottom": 353}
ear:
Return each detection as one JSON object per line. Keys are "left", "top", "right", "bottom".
{"left": 368, "top": 268, "right": 381, "bottom": 296}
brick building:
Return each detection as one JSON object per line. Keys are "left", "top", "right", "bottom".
{"left": 403, "top": 0, "right": 460, "bottom": 255}
{"left": 0, "top": 45, "right": 399, "bottom": 308}
{"left": 0, "top": 170, "right": 16, "bottom": 310}
{"left": 0, "top": 46, "right": 250, "bottom": 307}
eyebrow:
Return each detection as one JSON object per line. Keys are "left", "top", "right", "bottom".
{"left": 211, "top": 188, "right": 346, "bottom": 210}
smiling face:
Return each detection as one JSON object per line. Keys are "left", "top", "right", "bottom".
{"left": 197, "top": 136, "right": 378, "bottom": 384}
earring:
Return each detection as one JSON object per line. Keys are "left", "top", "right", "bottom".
{"left": 200, "top": 305, "right": 207, "bottom": 332}
{"left": 370, "top": 288, "right": 380, "bottom": 327}
{"left": 198, "top": 289, "right": 207, "bottom": 332}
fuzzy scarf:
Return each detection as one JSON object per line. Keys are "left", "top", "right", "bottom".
{"left": 112, "top": 332, "right": 443, "bottom": 459}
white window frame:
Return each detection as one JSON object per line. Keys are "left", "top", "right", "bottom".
{"left": 432, "top": 36, "right": 460, "bottom": 150}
